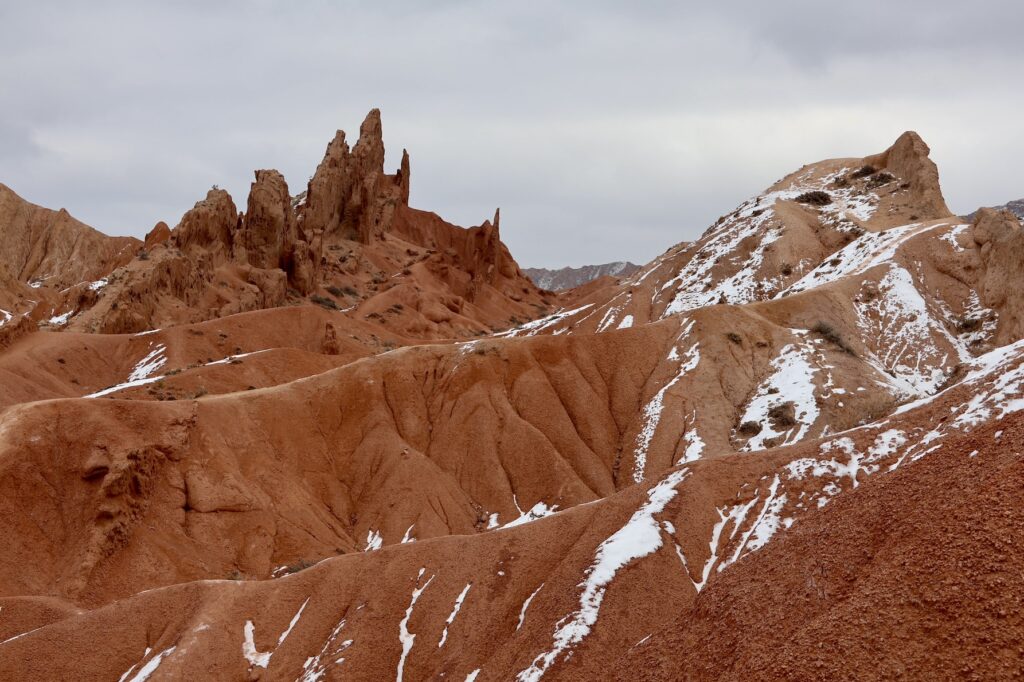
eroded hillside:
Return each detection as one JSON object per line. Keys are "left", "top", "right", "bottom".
{"left": 1, "top": 126, "right": 1023, "bottom": 681}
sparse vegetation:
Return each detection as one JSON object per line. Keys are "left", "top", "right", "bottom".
{"left": 726, "top": 332, "right": 742, "bottom": 345}
{"left": 282, "top": 558, "right": 317, "bottom": 575}
{"left": 795, "top": 191, "right": 832, "bottom": 206}
{"left": 867, "top": 172, "right": 895, "bottom": 189}
{"left": 957, "top": 316, "right": 983, "bottom": 333}
{"left": 310, "top": 294, "right": 339, "bottom": 310}
{"left": 738, "top": 421, "right": 762, "bottom": 437}
{"left": 812, "top": 320, "right": 857, "bottom": 356}
{"left": 850, "top": 165, "right": 876, "bottom": 179}
{"left": 767, "top": 402, "right": 797, "bottom": 428}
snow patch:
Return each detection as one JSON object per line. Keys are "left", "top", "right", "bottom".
{"left": 517, "top": 468, "right": 689, "bottom": 681}
{"left": 397, "top": 569, "right": 435, "bottom": 682}
{"left": 438, "top": 583, "right": 472, "bottom": 647}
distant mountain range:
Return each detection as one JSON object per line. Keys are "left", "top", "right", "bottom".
{"left": 523, "top": 261, "right": 639, "bottom": 291}
{"left": 964, "top": 198, "right": 1024, "bottom": 222}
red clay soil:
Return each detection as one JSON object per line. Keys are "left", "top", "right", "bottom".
{"left": 629, "top": 417, "right": 1024, "bottom": 681}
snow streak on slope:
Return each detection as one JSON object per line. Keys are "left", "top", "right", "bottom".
{"left": 299, "top": 615, "right": 353, "bottom": 682}
{"left": 691, "top": 340, "right": 1024, "bottom": 593}
{"left": 397, "top": 569, "right": 435, "bottom": 682}
{"left": 120, "top": 645, "right": 176, "bottom": 682}
{"left": 85, "top": 343, "right": 168, "bottom": 398}
{"left": 517, "top": 468, "right": 689, "bottom": 681}
{"left": 242, "top": 598, "right": 308, "bottom": 670}
{"left": 633, "top": 320, "right": 699, "bottom": 481}
{"left": 438, "top": 583, "right": 471, "bottom": 648}
{"left": 497, "top": 304, "right": 594, "bottom": 337}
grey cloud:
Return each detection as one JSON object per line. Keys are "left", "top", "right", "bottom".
{"left": 1, "top": 1, "right": 1023, "bottom": 267}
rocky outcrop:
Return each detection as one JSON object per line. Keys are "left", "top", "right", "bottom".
{"left": 0, "top": 183, "right": 139, "bottom": 288}
{"left": 972, "top": 207, "right": 1024, "bottom": 343}
{"left": 4, "top": 109, "right": 546, "bottom": 340}
{"left": 173, "top": 188, "right": 237, "bottom": 257}
{"left": 144, "top": 221, "right": 171, "bottom": 248}
{"left": 299, "top": 109, "right": 409, "bottom": 242}
{"left": 238, "top": 170, "right": 294, "bottom": 269}
{"left": 862, "top": 130, "right": 952, "bottom": 221}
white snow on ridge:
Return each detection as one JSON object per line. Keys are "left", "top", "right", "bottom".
{"left": 633, "top": 343, "right": 700, "bottom": 481}
{"left": 516, "top": 583, "right": 544, "bottom": 631}
{"left": 128, "top": 344, "right": 167, "bottom": 382}
{"left": 780, "top": 222, "right": 944, "bottom": 297}
{"left": 738, "top": 341, "right": 819, "bottom": 451}
{"left": 204, "top": 349, "right": 268, "bottom": 366}
{"left": 503, "top": 502, "right": 559, "bottom": 529}
{"left": 691, "top": 339, "right": 1024, "bottom": 596}
{"left": 48, "top": 310, "right": 74, "bottom": 326}
{"left": 242, "top": 598, "right": 308, "bottom": 670}
{"left": 498, "top": 304, "right": 594, "bottom": 337}
{"left": 659, "top": 168, "right": 883, "bottom": 317}
{"left": 679, "top": 414, "right": 705, "bottom": 464}
{"left": 517, "top": 468, "right": 689, "bottom": 682}
{"left": 299, "top": 617, "right": 351, "bottom": 682}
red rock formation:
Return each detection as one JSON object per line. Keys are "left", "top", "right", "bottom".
{"left": 5, "top": 121, "right": 1021, "bottom": 682}
{"left": 15, "top": 110, "right": 546, "bottom": 338}
{"left": 143, "top": 221, "right": 171, "bottom": 248}
{"left": 0, "top": 183, "right": 139, "bottom": 288}
{"left": 173, "top": 188, "right": 237, "bottom": 257}
{"left": 299, "top": 108, "right": 409, "bottom": 243}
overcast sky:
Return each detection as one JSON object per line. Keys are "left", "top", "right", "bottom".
{"left": 2, "top": 1, "right": 1023, "bottom": 268}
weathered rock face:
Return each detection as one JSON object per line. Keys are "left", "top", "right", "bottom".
{"left": 299, "top": 108, "right": 409, "bottom": 242}
{"left": 6, "top": 109, "right": 546, "bottom": 340}
{"left": 144, "top": 221, "right": 171, "bottom": 248}
{"left": 173, "top": 188, "right": 237, "bottom": 257}
{"left": 238, "top": 170, "right": 294, "bottom": 269}
{"left": 862, "top": 130, "right": 952, "bottom": 221}
{"left": 0, "top": 183, "right": 139, "bottom": 288}
{"left": 971, "top": 207, "right": 1024, "bottom": 343}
